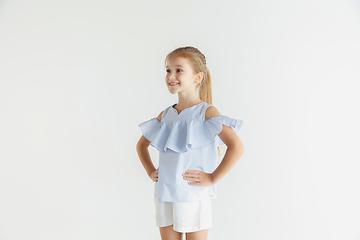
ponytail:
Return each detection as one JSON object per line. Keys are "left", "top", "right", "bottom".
{"left": 198, "top": 66, "right": 221, "bottom": 157}
{"left": 198, "top": 66, "right": 213, "bottom": 105}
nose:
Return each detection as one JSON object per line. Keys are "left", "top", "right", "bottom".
{"left": 168, "top": 73, "right": 175, "bottom": 80}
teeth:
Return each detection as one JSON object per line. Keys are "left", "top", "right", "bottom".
{"left": 170, "top": 83, "right": 179, "bottom": 86}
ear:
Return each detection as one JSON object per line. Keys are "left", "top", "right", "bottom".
{"left": 197, "top": 72, "right": 204, "bottom": 83}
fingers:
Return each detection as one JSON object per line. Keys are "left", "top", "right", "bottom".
{"left": 182, "top": 170, "right": 212, "bottom": 186}
{"left": 182, "top": 172, "right": 200, "bottom": 182}
{"left": 184, "top": 175, "right": 200, "bottom": 180}
{"left": 183, "top": 170, "right": 200, "bottom": 177}
{"left": 151, "top": 168, "right": 159, "bottom": 182}
{"left": 188, "top": 181, "right": 200, "bottom": 185}
{"left": 185, "top": 170, "right": 200, "bottom": 174}
{"left": 183, "top": 171, "right": 200, "bottom": 180}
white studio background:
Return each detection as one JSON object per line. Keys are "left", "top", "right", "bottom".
{"left": 0, "top": 0, "right": 359, "bottom": 239}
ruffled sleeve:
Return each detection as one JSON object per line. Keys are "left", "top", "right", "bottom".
{"left": 138, "top": 115, "right": 243, "bottom": 153}
{"left": 204, "top": 115, "right": 243, "bottom": 147}
{"left": 138, "top": 117, "right": 162, "bottom": 147}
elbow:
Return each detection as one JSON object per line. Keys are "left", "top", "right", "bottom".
{"left": 238, "top": 142, "right": 245, "bottom": 156}
{"left": 236, "top": 145, "right": 245, "bottom": 158}
{"left": 228, "top": 142, "right": 244, "bottom": 158}
{"left": 236, "top": 139, "right": 245, "bottom": 155}
{"left": 239, "top": 147, "right": 245, "bottom": 157}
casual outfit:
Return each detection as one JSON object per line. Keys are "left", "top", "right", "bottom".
{"left": 138, "top": 101, "right": 243, "bottom": 232}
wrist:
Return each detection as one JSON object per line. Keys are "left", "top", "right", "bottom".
{"left": 210, "top": 173, "right": 217, "bottom": 185}
{"left": 147, "top": 167, "right": 157, "bottom": 177}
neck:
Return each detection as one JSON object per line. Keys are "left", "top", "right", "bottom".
{"left": 177, "top": 91, "right": 202, "bottom": 108}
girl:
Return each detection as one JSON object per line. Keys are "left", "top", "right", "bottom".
{"left": 136, "top": 46, "right": 245, "bottom": 240}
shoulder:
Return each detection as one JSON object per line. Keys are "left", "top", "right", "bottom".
{"left": 205, "top": 105, "right": 221, "bottom": 121}
{"left": 156, "top": 110, "right": 164, "bottom": 122}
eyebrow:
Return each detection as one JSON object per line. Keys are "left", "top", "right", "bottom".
{"left": 166, "top": 65, "right": 184, "bottom": 68}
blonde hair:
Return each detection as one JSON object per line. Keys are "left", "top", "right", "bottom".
{"left": 164, "top": 46, "right": 221, "bottom": 156}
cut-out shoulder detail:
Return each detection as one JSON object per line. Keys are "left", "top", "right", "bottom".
{"left": 205, "top": 106, "right": 221, "bottom": 121}
{"left": 157, "top": 111, "right": 163, "bottom": 122}
{"left": 138, "top": 105, "right": 243, "bottom": 153}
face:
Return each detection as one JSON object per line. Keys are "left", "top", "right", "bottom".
{"left": 165, "top": 56, "right": 203, "bottom": 95}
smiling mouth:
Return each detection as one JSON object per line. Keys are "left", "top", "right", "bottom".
{"left": 169, "top": 83, "right": 179, "bottom": 86}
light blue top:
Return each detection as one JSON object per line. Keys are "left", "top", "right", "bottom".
{"left": 138, "top": 101, "right": 243, "bottom": 202}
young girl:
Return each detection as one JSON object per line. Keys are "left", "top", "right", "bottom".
{"left": 136, "top": 46, "right": 245, "bottom": 240}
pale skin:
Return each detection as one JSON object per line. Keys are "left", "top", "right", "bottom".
{"left": 136, "top": 56, "right": 245, "bottom": 240}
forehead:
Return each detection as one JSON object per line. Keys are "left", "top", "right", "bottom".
{"left": 166, "top": 56, "right": 190, "bottom": 68}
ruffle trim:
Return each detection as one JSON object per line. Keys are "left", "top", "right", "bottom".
{"left": 138, "top": 115, "right": 243, "bottom": 153}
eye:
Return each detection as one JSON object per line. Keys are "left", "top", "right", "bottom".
{"left": 166, "top": 69, "right": 183, "bottom": 73}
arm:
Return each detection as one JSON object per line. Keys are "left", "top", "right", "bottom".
{"left": 136, "top": 135, "right": 157, "bottom": 177}
{"left": 209, "top": 106, "right": 245, "bottom": 184}
{"left": 183, "top": 106, "right": 245, "bottom": 185}
{"left": 136, "top": 111, "right": 163, "bottom": 181}
{"left": 211, "top": 125, "right": 245, "bottom": 184}
{"left": 184, "top": 125, "right": 245, "bottom": 185}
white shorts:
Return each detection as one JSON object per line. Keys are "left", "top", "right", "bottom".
{"left": 154, "top": 196, "right": 212, "bottom": 233}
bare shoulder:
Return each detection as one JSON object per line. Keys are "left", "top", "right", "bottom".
{"left": 156, "top": 111, "right": 164, "bottom": 122}
{"left": 205, "top": 105, "right": 221, "bottom": 121}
